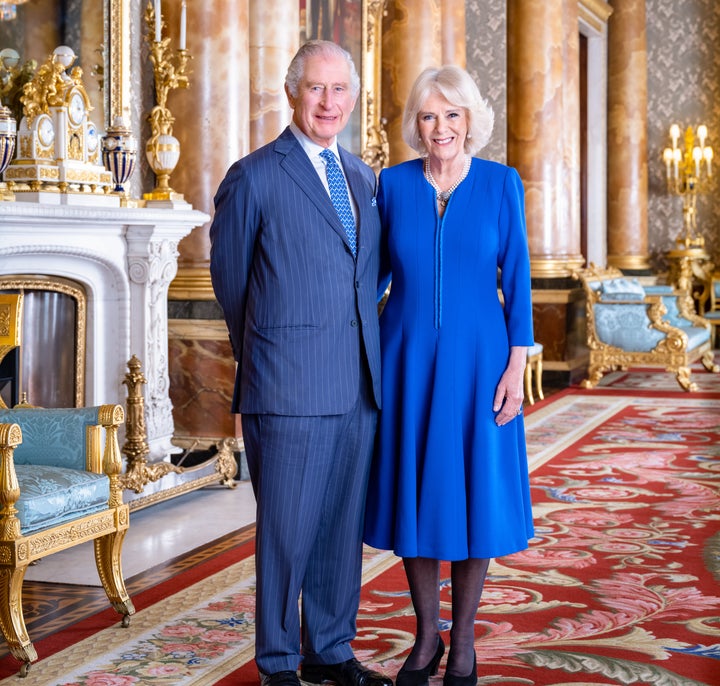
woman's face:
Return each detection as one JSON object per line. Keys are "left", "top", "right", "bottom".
{"left": 417, "top": 91, "right": 468, "bottom": 163}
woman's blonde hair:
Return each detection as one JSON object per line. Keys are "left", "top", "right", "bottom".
{"left": 402, "top": 65, "right": 494, "bottom": 156}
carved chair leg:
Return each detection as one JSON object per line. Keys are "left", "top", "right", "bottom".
{"left": 93, "top": 528, "right": 136, "bottom": 624}
{"left": 581, "top": 362, "right": 606, "bottom": 388}
{"left": 0, "top": 565, "right": 38, "bottom": 668}
{"left": 700, "top": 350, "right": 720, "bottom": 373}
{"left": 524, "top": 360, "right": 535, "bottom": 405}
{"left": 674, "top": 366, "right": 697, "bottom": 392}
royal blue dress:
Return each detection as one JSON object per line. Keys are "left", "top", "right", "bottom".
{"left": 363, "top": 157, "right": 535, "bottom": 561}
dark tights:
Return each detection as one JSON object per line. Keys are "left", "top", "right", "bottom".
{"left": 402, "top": 557, "right": 490, "bottom": 676}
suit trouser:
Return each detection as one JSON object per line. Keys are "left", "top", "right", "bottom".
{"left": 242, "top": 375, "right": 377, "bottom": 675}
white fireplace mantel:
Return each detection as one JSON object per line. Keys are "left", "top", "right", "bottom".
{"left": 0, "top": 201, "right": 210, "bottom": 460}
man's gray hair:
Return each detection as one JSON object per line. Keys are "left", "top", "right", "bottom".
{"left": 285, "top": 40, "right": 361, "bottom": 99}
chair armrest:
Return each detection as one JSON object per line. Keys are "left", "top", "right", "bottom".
{"left": 0, "top": 422, "right": 23, "bottom": 539}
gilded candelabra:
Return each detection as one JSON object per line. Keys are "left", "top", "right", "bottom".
{"left": 663, "top": 124, "right": 715, "bottom": 305}
{"left": 143, "top": 0, "right": 190, "bottom": 202}
{"left": 662, "top": 124, "right": 713, "bottom": 251}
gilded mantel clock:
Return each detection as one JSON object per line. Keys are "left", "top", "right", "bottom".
{"left": 5, "top": 46, "right": 113, "bottom": 200}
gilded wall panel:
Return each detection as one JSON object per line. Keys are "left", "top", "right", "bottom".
{"left": 646, "top": 0, "right": 720, "bottom": 270}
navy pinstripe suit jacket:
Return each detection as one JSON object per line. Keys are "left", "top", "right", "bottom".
{"left": 210, "top": 127, "right": 382, "bottom": 416}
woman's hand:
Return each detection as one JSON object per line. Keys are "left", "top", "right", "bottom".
{"left": 493, "top": 346, "right": 528, "bottom": 426}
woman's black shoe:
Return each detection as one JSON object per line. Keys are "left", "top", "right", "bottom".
{"left": 396, "top": 637, "right": 445, "bottom": 686}
{"left": 441, "top": 652, "right": 477, "bottom": 686}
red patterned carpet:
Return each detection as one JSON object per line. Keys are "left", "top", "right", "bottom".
{"left": 1, "top": 373, "right": 719, "bottom": 685}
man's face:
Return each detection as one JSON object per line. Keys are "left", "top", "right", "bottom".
{"left": 286, "top": 53, "right": 357, "bottom": 148}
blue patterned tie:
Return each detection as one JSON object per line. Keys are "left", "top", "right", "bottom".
{"left": 320, "top": 148, "right": 357, "bottom": 256}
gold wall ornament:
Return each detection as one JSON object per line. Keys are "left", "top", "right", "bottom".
{"left": 143, "top": 0, "right": 191, "bottom": 203}
{"left": 360, "top": 0, "right": 388, "bottom": 173}
{"left": 662, "top": 123, "right": 714, "bottom": 252}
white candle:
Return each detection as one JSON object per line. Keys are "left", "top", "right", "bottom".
{"left": 180, "top": 1, "right": 187, "bottom": 50}
{"left": 154, "top": 0, "right": 162, "bottom": 42}
{"left": 663, "top": 148, "right": 673, "bottom": 179}
{"left": 670, "top": 123, "right": 680, "bottom": 149}
{"left": 697, "top": 124, "right": 707, "bottom": 148}
{"left": 673, "top": 148, "right": 681, "bottom": 179}
{"left": 705, "top": 147, "right": 713, "bottom": 177}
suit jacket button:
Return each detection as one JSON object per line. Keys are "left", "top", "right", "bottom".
{"left": 351, "top": 320, "right": 358, "bottom": 327}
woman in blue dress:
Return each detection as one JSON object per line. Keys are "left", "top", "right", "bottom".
{"left": 364, "top": 66, "right": 535, "bottom": 686}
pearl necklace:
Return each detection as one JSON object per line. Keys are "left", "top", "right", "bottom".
{"left": 423, "top": 155, "right": 471, "bottom": 208}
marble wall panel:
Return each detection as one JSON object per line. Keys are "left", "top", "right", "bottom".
{"left": 168, "top": 320, "right": 239, "bottom": 441}
{"left": 646, "top": 0, "right": 720, "bottom": 270}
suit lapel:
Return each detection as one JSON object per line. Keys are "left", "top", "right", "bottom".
{"left": 275, "top": 129, "right": 352, "bottom": 251}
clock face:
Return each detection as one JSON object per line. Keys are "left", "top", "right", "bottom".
{"left": 68, "top": 91, "right": 86, "bottom": 126}
{"left": 86, "top": 121, "right": 99, "bottom": 152}
{"left": 37, "top": 114, "right": 55, "bottom": 147}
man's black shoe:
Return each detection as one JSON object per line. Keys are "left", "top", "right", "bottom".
{"left": 301, "top": 658, "right": 393, "bottom": 686}
{"left": 261, "top": 670, "right": 302, "bottom": 686}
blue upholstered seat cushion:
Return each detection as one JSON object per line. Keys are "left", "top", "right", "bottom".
{"left": 14, "top": 464, "right": 109, "bottom": 534}
{"left": 599, "top": 277, "right": 646, "bottom": 301}
{"left": 527, "top": 342, "right": 543, "bottom": 357}
{"left": 0, "top": 407, "right": 102, "bottom": 470}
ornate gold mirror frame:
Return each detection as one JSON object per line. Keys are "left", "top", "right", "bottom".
{"left": 106, "top": 0, "right": 130, "bottom": 127}
{"left": 360, "top": 0, "right": 388, "bottom": 173}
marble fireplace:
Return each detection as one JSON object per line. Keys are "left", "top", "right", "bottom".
{"left": 0, "top": 201, "right": 209, "bottom": 461}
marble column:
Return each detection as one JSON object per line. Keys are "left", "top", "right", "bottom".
{"left": 166, "top": 0, "right": 250, "bottom": 298}
{"left": 249, "top": 0, "right": 299, "bottom": 150}
{"left": 382, "top": 0, "right": 442, "bottom": 164}
{"left": 507, "top": 0, "right": 586, "bottom": 384}
{"left": 607, "top": 0, "right": 650, "bottom": 271}
{"left": 507, "top": 0, "right": 583, "bottom": 278}
{"left": 163, "top": 0, "right": 249, "bottom": 450}
{"left": 440, "top": 0, "right": 466, "bottom": 67}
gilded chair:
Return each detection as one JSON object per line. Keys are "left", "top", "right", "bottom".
{"left": 525, "top": 343, "right": 544, "bottom": 405}
{"left": 704, "top": 272, "right": 720, "bottom": 348}
{"left": 0, "top": 293, "right": 23, "bottom": 409}
{"left": 0, "top": 405, "right": 135, "bottom": 676}
{"left": 574, "top": 265, "right": 719, "bottom": 391}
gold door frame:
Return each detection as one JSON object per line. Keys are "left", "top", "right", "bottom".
{"left": 360, "top": 0, "right": 388, "bottom": 172}
{"left": 106, "top": 0, "right": 131, "bottom": 128}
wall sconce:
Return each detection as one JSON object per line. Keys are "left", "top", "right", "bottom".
{"left": 662, "top": 123, "right": 713, "bottom": 251}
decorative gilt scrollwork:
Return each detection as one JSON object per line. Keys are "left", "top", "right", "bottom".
{"left": 119, "top": 356, "right": 238, "bottom": 501}
{"left": 360, "top": 0, "right": 388, "bottom": 173}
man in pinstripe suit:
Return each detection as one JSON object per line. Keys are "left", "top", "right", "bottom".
{"left": 210, "top": 41, "right": 390, "bottom": 686}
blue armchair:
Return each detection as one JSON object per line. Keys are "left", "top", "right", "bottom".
{"left": 574, "top": 265, "right": 719, "bottom": 391}
{"left": 0, "top": 404, "right": 135, "bottom": 677}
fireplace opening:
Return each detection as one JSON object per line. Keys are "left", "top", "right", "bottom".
{"left": 0, "top": 276, "right": 85, "bottom": 409}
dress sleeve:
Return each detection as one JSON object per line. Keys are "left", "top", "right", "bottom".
{"left": 376, "top": 168, "right": 392, "bottom": 300}
{"left": 497, "top": 166, "right": 534, "bottom": 346}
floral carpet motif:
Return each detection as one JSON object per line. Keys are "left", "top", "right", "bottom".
{"left": 1, "top": 389, "right": 718, "bottom": 685}
{"left": 356, "top": 393, "right": 720, "bottom": 685}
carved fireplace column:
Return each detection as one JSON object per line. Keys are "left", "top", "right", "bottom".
{"left": 606, "top": 0, "right": 650, "bottom": 272}
{"left": 507, "top": 0, "right": 586, "bottom": 383}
